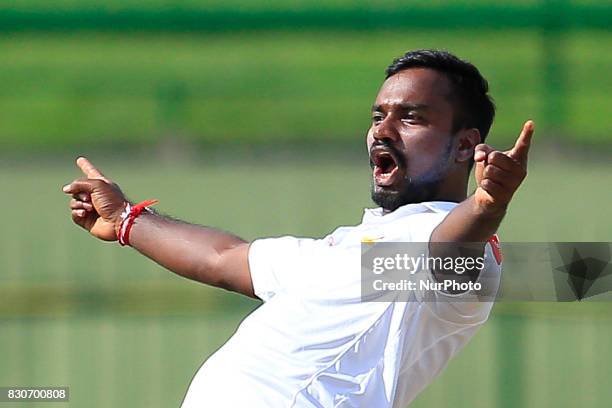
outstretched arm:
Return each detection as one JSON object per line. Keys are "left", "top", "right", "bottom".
{"left": 62, "top": 158, "right": 254, "bottom": 298}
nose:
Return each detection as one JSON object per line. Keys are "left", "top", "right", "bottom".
{"left": 372, "top": 116, "right": 400, "bottom": 144}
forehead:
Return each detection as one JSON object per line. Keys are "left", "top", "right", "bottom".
{"left": 375, "top": 68, "right": 453, "bottom": 110}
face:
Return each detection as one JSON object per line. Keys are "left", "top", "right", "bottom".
{"left": 367, "top": 68, "right": 467, "bottom": 211}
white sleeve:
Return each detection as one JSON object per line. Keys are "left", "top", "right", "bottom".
{"left": 248, "top": 236, "right": 310, "bottom": 302}
{"left": 409, "top": 212, "right": 502, "bottom": 325}
{"left": 418, "top": 241, "right": 501, "bottom": 325}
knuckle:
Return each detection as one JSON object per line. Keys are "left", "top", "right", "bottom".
{"left": 481, "top": 179, "right": 493, "bottom": 190}
{"left": 490, "top": 151, "right": 507, "bottom": 163}
{"left": 475, "top": 143, "right": 490, "bottom": 153}
{"left": 484, "top": 166, "right": 499, "bottom": 178}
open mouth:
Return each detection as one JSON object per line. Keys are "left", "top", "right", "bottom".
{"left": 370, "top": 146, "right": 401, "bottom": 187}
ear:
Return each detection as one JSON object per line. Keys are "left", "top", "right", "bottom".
{"left": 454, "top": 128, "right": 481, "bottom": 163}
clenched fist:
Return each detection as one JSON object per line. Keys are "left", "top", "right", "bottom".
{"left": 473, "top": 120, "right": 534, "bottom": 215}
{"left": 62, "top": 157, "right": 128, "bottom": 241}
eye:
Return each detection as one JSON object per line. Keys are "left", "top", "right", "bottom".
{"left": 372, "top": 113, "right": 384, "bottom": 124}
{"left": 401, "top": 113, "right": 421, "bottom": 124}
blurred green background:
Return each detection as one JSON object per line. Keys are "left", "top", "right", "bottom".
{"left": 0, "top": 1, "right": 611, "bottom": 407}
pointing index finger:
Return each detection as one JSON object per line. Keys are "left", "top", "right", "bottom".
{"left": 76, "top": 156, "right": 105, "bottom": 179}
{"left": 508, "top": 120, "right": 534, "bottom": 164}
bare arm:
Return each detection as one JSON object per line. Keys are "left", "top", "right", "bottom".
{"left": 128, "top": 213, "right": 253, "bottom": 296}
{"left": 430, "top": 121, "right": 534, "bottom": 282}
{"left": 62, "top": 158, "right": 254, "bottom": 298}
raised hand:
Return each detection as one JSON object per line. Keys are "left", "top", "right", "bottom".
{"left": 62, "top": 157, "right": 128, "bottom": 241}
{"left": 473, "top": 120, "right": 534, "bottom": 215}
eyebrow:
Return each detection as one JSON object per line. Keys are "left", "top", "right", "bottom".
{"left": 371, "top": 103, "right": 429, "bottom": 112}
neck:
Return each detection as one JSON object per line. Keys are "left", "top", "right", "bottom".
{"left": 434, "top": 171, "right": 469, "bottom": 203}
{"left": 432, "top": 190, "right": 467, "bottom": 203}
{"left": 381, "top": 183, "right": 467, "bottom": 214}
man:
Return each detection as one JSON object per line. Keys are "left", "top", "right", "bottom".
{"left": 63, "top": 49, "right": 533, "bottom": 407}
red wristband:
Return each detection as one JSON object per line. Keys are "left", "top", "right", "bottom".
{"left": 117, "top": 199, "right": 159, "bottom": 246}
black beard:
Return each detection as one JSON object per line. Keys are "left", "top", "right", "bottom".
{"left": 370, "top": 138, "right": 454, "bottom": 212}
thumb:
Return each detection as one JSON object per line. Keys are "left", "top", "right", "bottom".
{"left": 62, "top": 179, "right": 96, "bottom": 195}
{"left": 474, "top": 143, "right": 495, "bottom": 163}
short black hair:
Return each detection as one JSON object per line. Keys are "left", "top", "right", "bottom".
{"left": 386, "top": 49, "right": 495, "bottom": 144}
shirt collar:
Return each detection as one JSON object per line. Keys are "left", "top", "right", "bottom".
{"left": 361, "top": 201, "right": 458, "bottom": 224}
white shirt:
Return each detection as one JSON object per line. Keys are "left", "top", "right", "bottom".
{"left": 181, "top": 201, "right": 501, "bottom": 408}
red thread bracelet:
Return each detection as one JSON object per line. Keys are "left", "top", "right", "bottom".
{"left": 117, "top": 199, "right": 159, "bottom": 246}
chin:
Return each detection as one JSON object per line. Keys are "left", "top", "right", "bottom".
{"left": 371, "top": 186, "right": 405, "bottom": 212}
{"left": 371, "top": 179, "right": 438, "bottom": 211}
